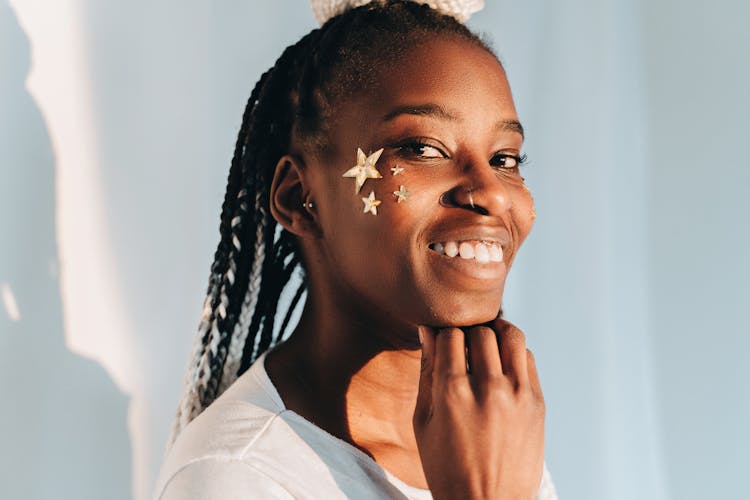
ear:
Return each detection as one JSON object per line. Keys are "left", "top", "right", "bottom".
{"left": 269, "top": 154, "right": 320, "bottom": 239}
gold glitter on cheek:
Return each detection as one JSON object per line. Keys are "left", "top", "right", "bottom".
{"left": 361, "top": 190, "right": 381, "bottom": 215}
{"left": 342, "top": 148, "right": 384, "bottom": 193}
{"left": 392, "top": 185, "right": 411, "bottom": 203}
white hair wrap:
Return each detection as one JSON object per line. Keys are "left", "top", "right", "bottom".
{"left": 310, "top": 0, "right": 484, "bottom": 25}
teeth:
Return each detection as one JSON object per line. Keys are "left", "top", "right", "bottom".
{"left": 444, "top": 241, "right": 459, "bottom": 257}
{"left": 458, "top": 242, "right": 475, "bottom": 259}
{"left": 429, "top": 240, "right": 504, "bottom": 263}
{"left": 488, "top": 244, "right": 503, "bottom": 262}
{"left": 474, "top": 244, "right": 490, "bottom": 263}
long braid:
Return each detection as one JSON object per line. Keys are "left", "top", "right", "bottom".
{"left": 170, "top": 1, "right": 489, "bottom": 445}
{"left": 169, "top": 75, "right": 267, "bottom": 441}
{"left": 169, "top": 32, "right": 321, "bottom": 443}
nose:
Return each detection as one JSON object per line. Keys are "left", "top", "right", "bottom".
{"left": 440, "top": 159, "right": 512, "bottom": 216}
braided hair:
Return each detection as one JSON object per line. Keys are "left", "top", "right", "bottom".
{"left": 170, "top": 0, "right": 493, "bottom": 444}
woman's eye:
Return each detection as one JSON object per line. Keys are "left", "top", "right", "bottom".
{"left": 490, "top": 153, "right": 527, "bottom": 171}
{"left": 398, "top": 141, "right": 446, "bottom": 159}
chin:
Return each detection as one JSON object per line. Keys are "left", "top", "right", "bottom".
{"left": 422, "top": 296, "right": 503, "bottom": 328}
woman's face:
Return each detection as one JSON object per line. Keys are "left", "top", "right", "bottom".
{"left": 305, "top": 37, "right": 534, "bottom": 329}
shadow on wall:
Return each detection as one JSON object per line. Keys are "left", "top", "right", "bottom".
{"left": 0, "top": 3, "right": 132, "bottom": 499}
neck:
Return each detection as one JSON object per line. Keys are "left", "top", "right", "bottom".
{"left": 263, "top": 271, "right": 430, "bottom": 487}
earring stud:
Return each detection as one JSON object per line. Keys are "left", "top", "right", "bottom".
{"left": 302, "top": 201, "right": 314, "bottom": 209}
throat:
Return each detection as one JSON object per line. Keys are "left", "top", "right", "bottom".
{"left": 264, "top": 333, "right": 425, "bottom": 486}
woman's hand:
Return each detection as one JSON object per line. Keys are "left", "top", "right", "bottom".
{"left": 413, "top": 319, "right": 545, "bottom": 500}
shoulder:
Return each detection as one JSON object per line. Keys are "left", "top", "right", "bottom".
{"left": 155, "top": 358, "right": 290, "bottom": 500}
{"left": 154, "top": 397, "right": 288, "bottom": 500}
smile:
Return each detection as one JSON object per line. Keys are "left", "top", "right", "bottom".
{"left": 428, "top": 240, "right": 503, "bottom": 263}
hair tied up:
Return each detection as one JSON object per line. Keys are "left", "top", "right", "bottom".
{"left": 310, "top": 0, "right": 485, "bottom": 25}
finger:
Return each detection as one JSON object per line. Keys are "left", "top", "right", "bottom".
{"left": 434, "top": 327, "right": 467, "bottom": 377}
{"left": 414, "top": 325, "right": 436, "bottom": 425}
{"left": 494, "top": 319, "right": 529, "bottom": 384}
{"left": 526, "top": 348, "right": 544, "bottom": 399}
{"left": 466, "top": 326, "right": 502, "bottom": 377}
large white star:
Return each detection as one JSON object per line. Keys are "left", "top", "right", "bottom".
{"left": 342, "top": 148, "right": 384, "bottom": 193}
{"left": 361, "top": 190, "right": 381, "bottom": 216}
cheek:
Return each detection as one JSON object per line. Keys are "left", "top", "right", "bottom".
{"left": 512, "top": 183, "right": 536, "bottom": 242}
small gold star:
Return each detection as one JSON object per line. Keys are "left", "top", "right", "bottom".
{"left": 361, "top": 190, "right": 381, "bottom": 215}
{"left": 393, "top": 185, "right": 411, "bottom": 203}
{"left": 342, "top": 148, "right": 384, "bottom": 193}
{"left": 390, "top": 165, "right": 404, "bottom": 176}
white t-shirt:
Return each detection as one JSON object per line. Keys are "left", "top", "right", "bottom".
{"left": 155, "top": 352, "right": 559, "bottom": 499}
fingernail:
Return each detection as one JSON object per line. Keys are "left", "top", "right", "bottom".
{"left": 417, "top": 329, "right": 424, "bottom": 345}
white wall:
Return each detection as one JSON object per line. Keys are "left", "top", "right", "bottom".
{"left": 2, "top": 1, "right": 747, "bottom": 499}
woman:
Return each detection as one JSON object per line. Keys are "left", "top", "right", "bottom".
{"left": 156, "top": 1, "right": 557, "bottom": 498}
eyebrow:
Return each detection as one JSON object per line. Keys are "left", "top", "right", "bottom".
{"left": 382, "top": 104, "right": 525, "bottom": 139}
{"left": 498, "top": 119, "right": 525, "bottom": 139}
{"left": 382, "top": 104, "right": 458, "bottom": 122}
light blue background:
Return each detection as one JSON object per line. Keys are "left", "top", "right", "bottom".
{"left": 1, "top": 1, "right": 747, "bottom": 499}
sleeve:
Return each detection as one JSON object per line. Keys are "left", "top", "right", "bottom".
{"left": 157, "top": 458, "right": 295, "bottom": 500}
{"left": 534, "top": 461, "right": 559, "bottom": 500}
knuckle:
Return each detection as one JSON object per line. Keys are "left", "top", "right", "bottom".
{"left": 438, "top": 327, "right": 463, "bottom": 338}
{"left": 468, "top": 326, "right": 494, "bottom": 337}
{"left": 441, "top": 374, "right": 472, "bottom": 401}
{"left": 485, "top": 380, "right": 513, "bottom": 406}
{"left": 521, "top": 389, "right": 546, "bottom": 416}
{"left": 501, "top": 326, "right": 526, "bottom": 348}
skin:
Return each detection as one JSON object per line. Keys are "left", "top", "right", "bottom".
{"left": 267, "top": 36, "right": 544, "bottom": 499}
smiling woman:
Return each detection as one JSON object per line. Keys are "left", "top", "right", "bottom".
{"left": 155, "top": 1, "right": 557, "bottom": 499}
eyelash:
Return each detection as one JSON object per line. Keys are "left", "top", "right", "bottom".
{"left": 395, "top": 139, "right": 528, "bottom": 172}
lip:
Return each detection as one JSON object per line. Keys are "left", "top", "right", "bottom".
{"left": 427, "top": 225, "right": 511, "bottom": 244}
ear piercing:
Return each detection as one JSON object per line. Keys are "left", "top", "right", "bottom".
{"left": 342, "top": 148, "right": 384, "bottom": 193}
{"left": 302, "top": 201, "right": 314, "bottom": 209}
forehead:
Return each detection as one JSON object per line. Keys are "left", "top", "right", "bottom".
{"left": 380, "top": 38, "right": 506, "bottom": 91}
{"left": 349, "top": 38, "right": 515, "bottom": 126}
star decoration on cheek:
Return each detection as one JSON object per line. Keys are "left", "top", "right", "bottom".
{"left": 342, "top": 147, "right": 384, "bottom": 193}
{"left": 390, "top": 165, "right": 404, "bottom": 176}
{"left": 393, "top": 185, "right": 411, "bottom": 203}
{"left": 361, "top": 190, "right": 381, "bottom": 215}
